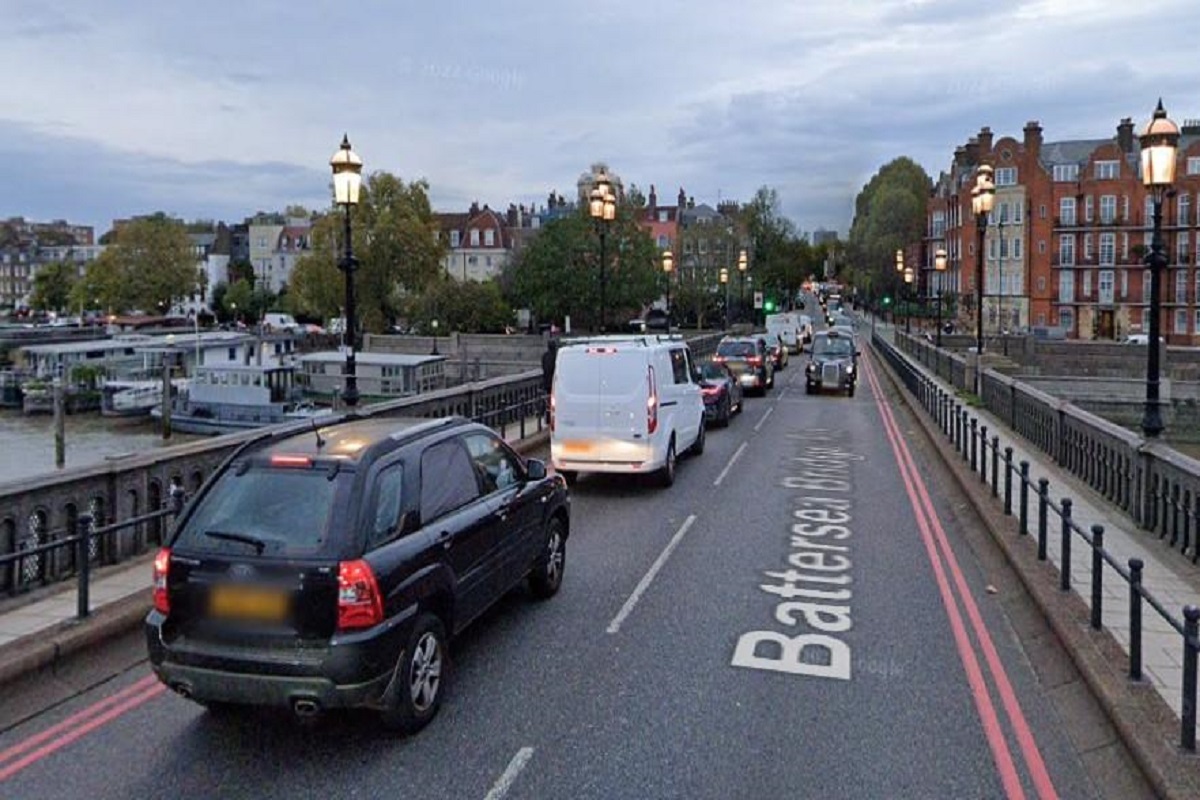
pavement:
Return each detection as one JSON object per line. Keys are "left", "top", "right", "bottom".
{"left": 0, "top": 418, "right": 549, "bottom": 692}
{"left": 871, "top": 320, "right": 1200, "bottom": 799}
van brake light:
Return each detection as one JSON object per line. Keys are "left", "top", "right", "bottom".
{"left": 647, "top": 366, "right": 658, "bottom": 434}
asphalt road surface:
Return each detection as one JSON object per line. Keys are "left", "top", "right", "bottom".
{"left": 0, "top": 338, "right": 1118, "bottom": 799}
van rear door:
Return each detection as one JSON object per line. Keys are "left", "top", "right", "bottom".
{"left": 554, "top": 347, "right": 647, "bottom": 442}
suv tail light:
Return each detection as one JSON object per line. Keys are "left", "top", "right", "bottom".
{"left": 647, "top": 366, "right": 659, "bottom": 434}
{"left": 152, "top": 547, "right": 171, "bottom": 614}
{"left": 337, "top": 559, "right": 384, "bottom": 631}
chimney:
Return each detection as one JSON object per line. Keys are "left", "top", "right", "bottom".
{"left": 688, "top": 196, "right": 695, "bottom": 209}
{"left": 964, "top": 137, "right": 980, "bottom": 166}
{"left": 978, "top": 126, "right": 993, "bottom": 156}
{"left": 954, "top": 146, "right": 967, "bottom": 169}
{"left": 1117, "top": 117, "right": 1135, "bottom": 154}
{"left": 469, "top": 201, "right": 480, "bottom": 216}
{"left": 648, "top": 184, "right": 657, "bottom": 212}
{"left": 506, "top": 203, "right": 517, "bottom": 228}
{"left": 1023, "top": 121, "right": 1043, "bottom": 160}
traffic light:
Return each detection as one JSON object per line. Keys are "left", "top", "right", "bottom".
{"left": 883, "top": 296, "right": 892, "bottom": 306}
{"left": 764, "top": 299, "right": 776, "bottom": 313}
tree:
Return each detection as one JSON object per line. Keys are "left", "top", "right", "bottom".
{"left": 404, "top": 277, "right": 513, "bottom": 333}
{"left": 290, "top": 172, "right": 445, "bottom": 333}
{"left": 845, "top": 157, "right": 931, "bottom": 303}
{"left": 30, "top": 261, "right": 77, "bottom": 313}
{"left": 502, "top": 204, "right": 659, "bottom": 331}
{"left": 75, "top": 215, "right": 200, "bottom": 314}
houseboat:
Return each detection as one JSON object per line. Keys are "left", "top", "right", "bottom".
{"left": 296, "top": 351, "right": 446, "bottom": 403}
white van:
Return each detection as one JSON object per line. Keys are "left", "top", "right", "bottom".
{"left": 550, "top": 335, "right": 705, "bottom": 487}
{"left": 765, "top": 312, "right": 801, "bottom": 351}
{"left": 262, "top": 312, "right": 299, "bottom": 331}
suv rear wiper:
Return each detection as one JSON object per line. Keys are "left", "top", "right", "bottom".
{"left": 203, "top": 530, "right": 267, "bottom": 555}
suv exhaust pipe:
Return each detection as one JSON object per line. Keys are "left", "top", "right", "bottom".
{"left": 292, "top": 698, "right": 320, "bottom": 719}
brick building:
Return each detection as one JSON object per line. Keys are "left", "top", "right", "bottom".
{"left": 925, "top": 113, "right": 1200, "bottom": 344}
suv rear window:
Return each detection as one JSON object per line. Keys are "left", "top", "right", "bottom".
{"left": 173, "top": 465, "right": 352, "bottom": 557}
{"left": 717, "top": 341, "right": 755, "bottom": 358}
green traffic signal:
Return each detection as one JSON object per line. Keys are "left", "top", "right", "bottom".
{"left": 883, "top": 296, "right": 892, "bottom": 306}
{"left": 764, "top": 300, "right": 776, "bottom": 312}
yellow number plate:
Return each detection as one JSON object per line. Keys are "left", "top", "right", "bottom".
{"left": 561, "top": 440, "right": 593, "bottom": 455}
{"left": 208, "top": 586, "right": 288, "bottom": 621}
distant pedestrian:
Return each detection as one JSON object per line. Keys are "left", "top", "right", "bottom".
{"left": 542, "top": 338, "right": 559, "bottom": 394}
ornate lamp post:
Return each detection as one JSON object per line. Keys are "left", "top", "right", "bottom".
{"left": 971, "top": 164, "right": 995, "bottom": 394}
{"left": 934, "top": 247, "right": 948, "bottom": 347}
{"left": 661, "top": 250, "right": 674, "bottom": 332}
{"left": 588, "top": 170, "right": 617, "bottom": 332}
{"left": 737, "top": 248, "right": 748, "bottom": 323}
{"left": 1139, "top": 99, "right": 1180, "bottom": 438}
{"left": 719, "top": 267, "right": 730, "bottom": 330}
{"left": 894, "top": 249, "right": 905, "bottom": 325}
{"left": 330, "top": 134, "right": 364, "bottom": 408}
{"left": 903, "top": 266, "right": 915, "bottom": 334}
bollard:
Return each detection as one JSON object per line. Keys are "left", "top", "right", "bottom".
{"left": 979, "top": 425, "right": 989, "bottom": 484}
{"left": 1130, "top": 558, "right": 1144, "bottom": 681}
{"left": 1019, "top": 462, "right": 1030, "bottom": 535}
{"left": 76, "top": 513, "right": 92, "bottom": 619}
{"left": 1003, "top": 447, "right": 1014, "bottom": 515}
{"left": 970, "top": 418, "right": 978, "bottom": 473}
{"left": 1182, "top": 605, "right": 1200, "bottom": 752}
{"left": 1090, "top": 525, "right": 1104, "bottom": 630}
{"left": 1060, "top": 498, "right": 1073, "bottom": 592}
{"left": 1037, "top": 478, "right": 1050, "bottom": 560}
{"left": 991, "top": 436, "right": 1000, "bottom": 498}
{"left": 961, "top": 410, "right": 970, "bottom": 462}
{"left": 54, "top": 378, "right": 66, "bottom": 469}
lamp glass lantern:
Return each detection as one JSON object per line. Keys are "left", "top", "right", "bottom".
{"left": 1140, "top": 99, "right": 1180, "bottom": 189}
{"left": 330, "top": 135, "right": 363, "bottom": 206}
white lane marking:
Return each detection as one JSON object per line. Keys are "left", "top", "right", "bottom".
{"left": 713, "top": 442, "right": 748, "bottom": 487}
{"left": 483, "top": 747, "right": 535, "bottom": 800}
{"left": 754, "top": 406, "right": 774, "bottom": 432}
{"left": 607, "top": 514, "right": 697, "bottom": 634}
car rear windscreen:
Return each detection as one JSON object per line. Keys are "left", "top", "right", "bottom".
{"left": 717, "top": 341, "right": 755, "bottom": 358}
{"left": 172, "top": 466, "right": 352, "bottom": 557}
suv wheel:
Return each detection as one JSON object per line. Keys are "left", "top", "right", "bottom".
{"left": 656, "top": 440, "right": 676, "bottom": 488}
{"left": 380, "top": 613, "right": 447, "bottom": 734}
{"left": 529, "top": 516, "right": 566, "bottom": 599}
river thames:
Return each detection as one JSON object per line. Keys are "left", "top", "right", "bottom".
{"left": 0, "top": 410, "right": 205, "bottom": 486}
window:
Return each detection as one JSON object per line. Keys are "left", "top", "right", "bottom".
{"left": 1143, "top": 270, "right": 1152, "bottom": 303}
{"left": 1179, "top": 194, "right": 1191, "bottom": 227}
{"left": 1094, "top": 160, "right": 1119, "bottom": 179}
{"left": 1121, "top": 270, "right": 1129, "bottom": 299}
{"left": 450, "top": 230, "right": 460, "bottom": 248}
{"left": 1082, "top": 270, "right": 1092, "bottom": 297}
{"left": 1176, "top": 309, "right": 1188, "bottom": 335}
{"left": 1013, "top": 238, "right": 1022, "bottom": 259}
{"left": 463, "top": 432, "right": 521, "bottom": 495}
{"left": 1195, "top": 310, "right": 1200, "bottom": 334}
{"left": 1122, "top": 233, "right": 1129, "bottom": 261}
{"left": 484, "top": 229, "right": 495, "bottom": 247}
{"left": 1059, "top": 197, "right": 1076, "bottom": 225}
{"left": 469, "top": 229, "right": 480, "bottom": 246}
{"left": 698, "top": 239, "right": 708, "bottom": 255}
{"left": 670, "top": 348, "right": 691, "bottom": 384}
{"left": 995, "top": 167, "right": 1017, "bottom": 186}
{"left": 1099, "top": 270, "right": 1114, "bottom": 303}
{"left": 369, "top": 464, "right": 406, "bottom": 547}
{"left": 1189, "top": 157, "right": 1200, "bottom": 176}
{"left": 1038, "top": 240, "right": 1046, "bottom": 254}
{"left": 1195, "top": 271, "right": 1200, "bottom": 303}
{"left": 1085, "top": 195, "right": 1094, "bottom": 222}
{"left": 1059, "top": 308, "right": 1074, "bottom": 333}
{"left": 1084, "top": 235, "right": 1093, "bottom": 261}
{"left": 1179, "top": 232, "right": 1190, "bottom": 263}
{"left": 1039, "top": 204, "right": 1047, "bottom": 219}
{"left": 657, "top": 235, "right": 669, "bottom": 249}
{"left": 658, "top": 210, "right": 668, "bottom": 223}
{"left": 989, "top": 238, "right": 997, "bottom": 259}
{"left": 1144, "top": 196, "right": 1155, "bottom": 230}
{"left": 419, "top": 440, "right": 480, "bottom": 522}
{"left": 1176, "top": 269, "right": 1188, "bottom": 302}
{"left": 1099, "top": 233, "right": 1115, "bottom": 266}
{"left": 1014, "top": 202, "right": 1023, "bottom": 223}
{"left": 1099, "top": 195, "right": 1116, "bottom": 224}
{"left": 1059, "top": 270, "right": 1075, "bottom": 302}
{"left": 1053, "top": 164, "right": 1079, "bottom": 182}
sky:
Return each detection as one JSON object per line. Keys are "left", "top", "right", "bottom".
{"left": 2, "top": 0, "right": 1199, "bottom": 239}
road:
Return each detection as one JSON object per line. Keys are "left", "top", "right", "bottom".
{"left": 0, "top": 336, "right": 1129, "bottom": 799}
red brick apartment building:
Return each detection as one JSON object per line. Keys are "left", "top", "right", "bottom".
{"left": 924, "top": 114, "right": 1200, "bottom": 343}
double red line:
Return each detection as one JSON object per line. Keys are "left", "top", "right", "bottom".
{"left": 861, "top": 352, "right": 1057, "bottom": 800}
{"left": 0, "top": 673, "right": 164, "bottom": 783}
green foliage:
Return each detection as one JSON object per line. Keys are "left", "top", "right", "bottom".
{"left": 228, "top": 259, "right": 255, "bottom": 284}
{"left": 503, "top": 205, "right": 659, "bottom": 331}
{"left": 74, "top": 216, "right": 200, "bottom": 314}
{"left": 845, "top": 157, "right": 931, "bottom": 299}
{"left": 30, "top": 261, "right": 76, "bottom": 313}
{"left": 290, "top": 172, "right": 445, "bottom": 333}
{"left": 404, "top": 277, "right": 513, "bottom": 333}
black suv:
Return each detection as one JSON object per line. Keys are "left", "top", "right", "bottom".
{"left": 145, "top": 415, "right": 570, "bottom": 733}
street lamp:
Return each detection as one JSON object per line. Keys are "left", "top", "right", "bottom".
{"left": 903, "top": 266, "right": 915, "bottom": 334}
{"left": 330, "top": 133, "right": 364, "bottom": 409}
{"left": 661, "top": 250, "right": 674, "bottom": 332}
{"left": 737, "top": 249, "right": 748, "bottom": 323}
{"left": 1139, "top": 99, "right": 1179, "bottom": 438}
{"left": 895, "top": 249, "right": 905, "bottom": 325}
{"left": 719, "top": 267, "right": 730, "bottom": 330}
{"left": 589, "top": 170, "right": 617, "bottom": 332}
{"left": 934, "top": 247, "right": 948, "bottom": 347}
{"left": 971, "top": 164, "right": 995, "bottom": 394}
{"left": 431, "top": 319, "right": 440, "bottom": 355}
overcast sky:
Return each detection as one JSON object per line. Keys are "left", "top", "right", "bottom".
{"left": 3, "top": 0, "right": 1198, "bottom": 238}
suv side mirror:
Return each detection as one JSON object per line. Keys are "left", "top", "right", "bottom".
{"left": 526, "top": 458, "right": 547, "bottom": 480}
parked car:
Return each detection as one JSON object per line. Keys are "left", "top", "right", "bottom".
{"left": 805, "top": 330, "right": 859, "bottom": 396}
{"left": 697, "top": 359, "right": 743, "bottom": 426}
{"left": 714, "top": 336, "right": 774, "bottom": 395}
{"left": 145, "top": 415, "right": 570, "bottom": 734}
{"left": 550, "top": 335, "right": 705, "bottom": 487}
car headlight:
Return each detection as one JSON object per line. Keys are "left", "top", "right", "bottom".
{"left": 846, "top": 363, "right": 855, "bottom": 373}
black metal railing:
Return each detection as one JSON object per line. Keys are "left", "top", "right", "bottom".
{"left": 875, "top": 331, "right": 1200, "bottom": 752}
